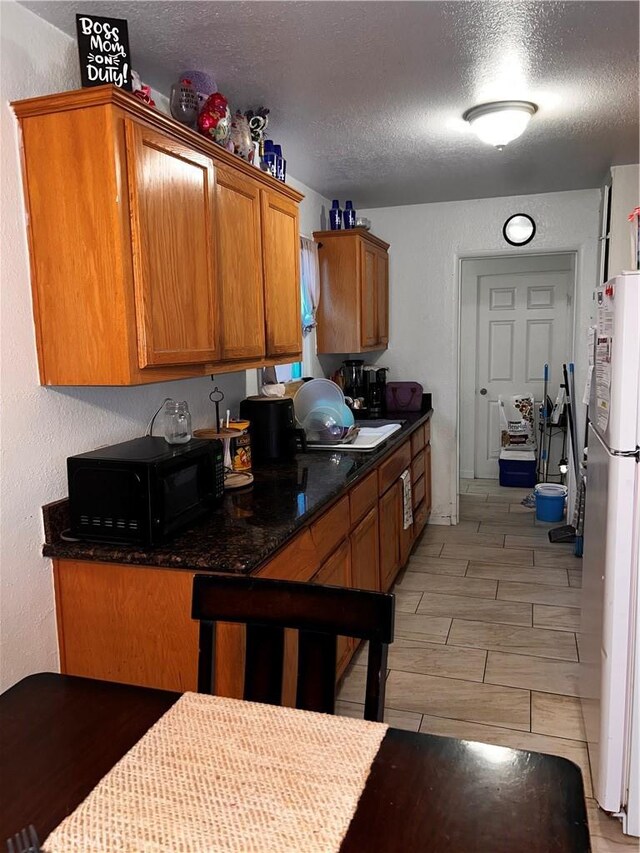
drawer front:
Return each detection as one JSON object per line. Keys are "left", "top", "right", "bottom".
{"left": 378, "top": 440, "right": 412, "bottom": 495}
{"left": 424, "top": 420, "right": 431, "bottom": 445}
{"left": 311, "top": 495, "right": 350, "bottom": 563}
{"left": 411, "top": 449, "right": 425, "bottom": 483}
{"left": 413, "top": 474, "right": 426, "bottom": 509}
{"left": 256, "top": 529, "right": 319, "bottom": 581}
{"left": 349, "top": 471, "right": 378, "bottom": 526}
{"left": 411, "top": 425, "right": 426, "bottom": 457}
{"left": 413, "top": 500, "right": 429, "bottom": 535}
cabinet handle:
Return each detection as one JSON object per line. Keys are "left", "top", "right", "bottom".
{"left": 480, "top": 388, "right": 488, "bottom": 396}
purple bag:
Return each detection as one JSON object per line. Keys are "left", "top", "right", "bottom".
{"left": 385, "top": 381, "right": 423, "bottom": 412}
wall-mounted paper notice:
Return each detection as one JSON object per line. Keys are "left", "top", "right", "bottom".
{"left": 76, "top": 14, "right": 132, "bottom": 91}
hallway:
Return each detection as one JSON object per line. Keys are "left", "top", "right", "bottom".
{"left": 338, "top": 479, "right": 636, "bottom": 852}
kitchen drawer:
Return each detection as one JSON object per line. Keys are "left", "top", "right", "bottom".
{"left": 255, "top": 529, "right": 319, "bottom": 581}
{"left": 378, "top": 440, "right": 412, "bottom": 496}
{"left": 413, "top": 499, "right": 429, "bottom": 535}
{"left": 424, "top": 420, "right": 431, "bottom": 445}
{"left": 412, "top": 450, "right": 425, "bottom": 483}
{"left": 311, "top": 495, "right": 350, "bottom": 563}
{"left": 411, "top": 425, "right": 426, "bottom": 457}
{"left": 413, "top": 474, "right": 426, "bottom": 509}
{"left": 349, "top": 471, "right": 378, "bottom": 526}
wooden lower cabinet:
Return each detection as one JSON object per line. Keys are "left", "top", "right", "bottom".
{"left": 53, "top": 421, "right": 432, "bottom": 697}
{"left": 379, "top": 482, "right": 401, "bottom": 592}
{"left": 399, "top": 513, "right": 413, "bottom": 569}
{"left": 54, "top": 560, "right": 199, "bottom": 692}
{"left": 313, "top": 539, "right": 353, "bottom": 678}
{"left": 424, "top": 443, "right": 432, "bottom": 515}
{"left": 350, "top": 507, "right": 380, "bottom": 592}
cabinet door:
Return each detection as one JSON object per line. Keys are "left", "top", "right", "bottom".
{"left": 351, "top": 506, "right": 380, "bottom": 591}
{"left": 379, "top": 482, "right": 401, "bottom": 592}
{"left": 399, "top": 502, "right": 413, "bottom": 567}
{"left": 376, "top": 248, "right": 389, "bottom": 346}
{"left": 424, "top": 442, "right": 432, "bottom": 515}
{"left": 261, "top": 189, "right": 301, "bottom": 358}
{"left": 360, "top": 243, "right": 378, "bottom": 348}
{"left": 125, "top": 121, "right": 219, "bottom": 367}
{"left": 215, "top": 166, "right": 265, "bottom": 361}
{"left": 314, "top": 539, "right": 353, "bottom": 675}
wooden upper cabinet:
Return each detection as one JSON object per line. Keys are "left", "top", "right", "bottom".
{"left": 11, "top": 86, "right": 303, "bottom": 385}
{"left": 215, "top": 166, "right": 265, "bottom": 361}
{"left": 376, "top": 248, "right": 389, "bottom": 346}
{"left": 125, "top": 121, "right": 219, "bottom": 367}
{"left": 313, "top": 229, "right": 390, "bottom": 354}
{"left": 261, "top": 189, "right": 302, "bottom": 358}
{"left": 360, "top": 243, "right": 378, "bottom": 348}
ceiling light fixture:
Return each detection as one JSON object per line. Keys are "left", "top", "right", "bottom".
{"left": 463, "top": 100, "right": 538, "bottom": 150}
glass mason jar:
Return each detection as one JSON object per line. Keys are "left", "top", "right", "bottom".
{"left": 163, "top": 400, "right": 192, "bottom": 445}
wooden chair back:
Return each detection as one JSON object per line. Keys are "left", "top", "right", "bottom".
{"left": 191, "top": 574, "right": 394, "bottom": 722}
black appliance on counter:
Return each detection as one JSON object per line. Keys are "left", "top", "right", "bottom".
{"left": 239, "top": 396, "right": 306, "bottom": 464}
{"left": 341, "top": 359, "right": 366, "bottom": 400}
{"left": 67, "top": 436, "right": 224, "bottom": 546}
{"left": 366, "top": 367, "right": 389, "bottom": 418}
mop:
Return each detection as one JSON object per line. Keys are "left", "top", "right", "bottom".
{"left": 547, "top": 363, "right": 581, "bottom": 544}
{"left": 522, "top": 364, "right": 548, "bottom": 509}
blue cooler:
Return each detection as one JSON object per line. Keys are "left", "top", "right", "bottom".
{"left": 498, "top": 450, "right": 536, "bottom": 488}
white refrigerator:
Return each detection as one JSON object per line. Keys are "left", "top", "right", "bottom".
{"left": 581, "top": 272, "right": 640, "bottom": 836}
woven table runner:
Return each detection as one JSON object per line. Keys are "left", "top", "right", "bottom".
{"left": 44, "top": 693, "right": 387, "bottom": 852}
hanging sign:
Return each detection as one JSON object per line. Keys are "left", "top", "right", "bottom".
{"left": 76, "top": 14, "right": 132, "bottom": 91}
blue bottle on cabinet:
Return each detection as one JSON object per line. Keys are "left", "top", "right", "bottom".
{"left": 343, "top": 200, "right": 356, "bottom": 230}
{"left": 329, "top": 199, "right": 342, "bottom": 230}
{"left": 273, "top": 144, "right": 286, "bottom": 182}
{"left": 262, "top": 140, "right": 277, "bottom": 178}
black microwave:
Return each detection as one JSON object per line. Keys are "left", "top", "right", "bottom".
{"left": 67, "top": 436, "right": 224, "bottom": 546}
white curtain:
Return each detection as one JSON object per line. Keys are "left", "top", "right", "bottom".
{"left": 300, "top": 236, "right": 320, "bottom": 336}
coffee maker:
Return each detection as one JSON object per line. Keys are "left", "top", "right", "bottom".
{"left": 366, "top": 368, "right": 389, "bottom": 418}
{"left": 341, "top": 359, "right": 365, "bottom": 401}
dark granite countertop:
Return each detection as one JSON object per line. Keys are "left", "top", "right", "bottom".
{"left": 43, "top": 410, "right": 432, "bottom": 575}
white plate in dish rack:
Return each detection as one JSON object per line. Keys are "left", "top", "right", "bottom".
{"left": 307, "top": 423, "right": 403, "bottom": 451}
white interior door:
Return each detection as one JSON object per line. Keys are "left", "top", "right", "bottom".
{"left": 460, "top": 254, "right": 574, "bottom": 480}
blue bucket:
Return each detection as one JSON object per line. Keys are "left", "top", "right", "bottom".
{"left": 535, "top": 484, "right": 567, "bottom": 522}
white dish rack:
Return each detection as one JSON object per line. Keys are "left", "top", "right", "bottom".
{"left": 307, "top": 423, "right": 402, "bottom": 452}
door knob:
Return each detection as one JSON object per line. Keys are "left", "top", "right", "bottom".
{"left": 480, "top": 388, "right": 488, "bottom": 396}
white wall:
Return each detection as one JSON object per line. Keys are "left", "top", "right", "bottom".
{"left": 0, "top": 0, "right": 327, "bottom": 691}
{"left": 361, "top": 188, "right": 601, "bottom": 524}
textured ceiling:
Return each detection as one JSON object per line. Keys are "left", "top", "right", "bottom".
{"left": 21, "top": 1, "right": 640, "bottom": 207}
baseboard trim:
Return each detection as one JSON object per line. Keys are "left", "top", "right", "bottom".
{"left": 427, "top": 514, "right": 451, "bottom": 526}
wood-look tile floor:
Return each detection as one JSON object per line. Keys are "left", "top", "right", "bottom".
{"left": 337, "top": 478, "right": 637, "bottom": 852}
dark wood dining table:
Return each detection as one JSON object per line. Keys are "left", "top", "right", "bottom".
{"left": 1, "top": 673, "right": 590, "bottom": 852}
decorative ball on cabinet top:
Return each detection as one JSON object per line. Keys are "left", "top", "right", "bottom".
{"left": 230, "top": 111, "right": 253, "bottom": 160}
{"left": 198, "top": 92, "right": 232, "bottom": 146}
{"left": 180, "top": 69, "right": 217, "bottom": 110}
